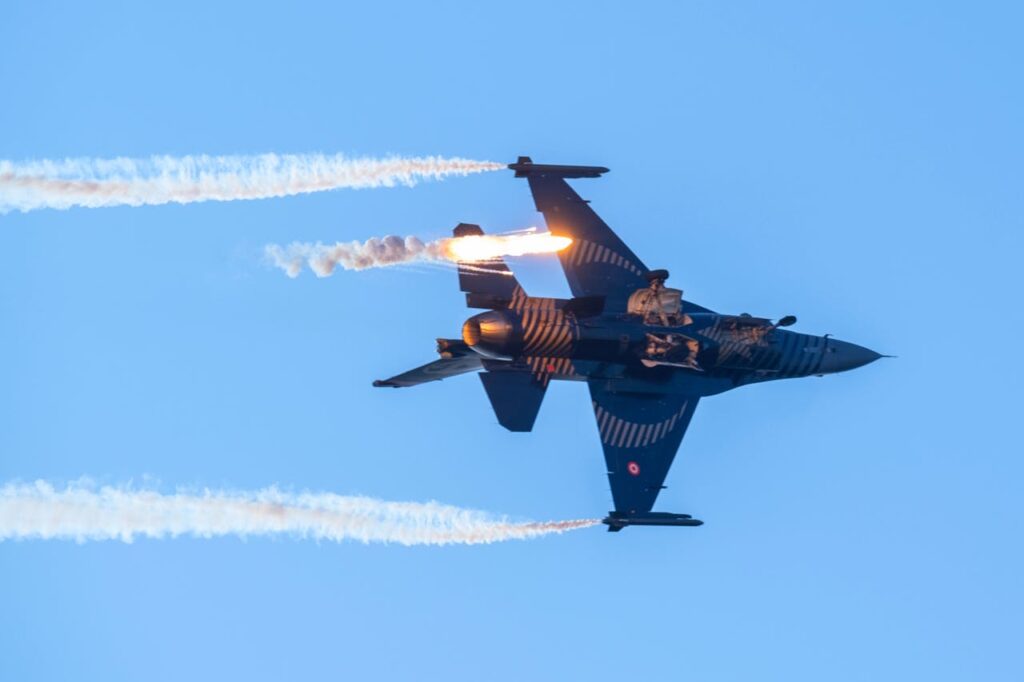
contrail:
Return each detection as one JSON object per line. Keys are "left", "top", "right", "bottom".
{"left": 0, "top": 153, "right": 504, "bottom": 213}
{"left": 266, "top": 231, "right": 572, "bottom": 278}
{"left": 0, "top": 481, "right": 599, "bottom": 546}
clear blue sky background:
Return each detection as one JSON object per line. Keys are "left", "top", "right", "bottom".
{"left": 2, "top": 2, "right": 1021, "bottom": 680}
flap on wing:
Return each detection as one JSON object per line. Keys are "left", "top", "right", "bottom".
{"left": 373, "top": 355, "right": 482, "bottom": 388}
{"left": 479, "top": 370, "right": 547, "bottom": 432}
{"left": 588, "top": 381, "right": 700, "bottom": 515}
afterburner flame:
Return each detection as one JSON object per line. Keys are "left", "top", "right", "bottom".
{"left": 443, "top": 231, "right": 572, "bottom": 263}
{"left": 267, "top": 229, "right": 573, "bottom": 278}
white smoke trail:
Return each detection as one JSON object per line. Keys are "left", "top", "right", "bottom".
{"left": 266, "top": 235, "right": 447, "bottom": 278}
{"left": 0, "top": 153, "right": 504, "bottom": 213}
{"left": 0, "top": 481, "right": 599, "bottom": 546}
{"left": 265, "top": 230, "right": 572, "bottom": 278}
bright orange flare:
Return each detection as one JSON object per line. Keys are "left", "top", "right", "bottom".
{"left": 443, "top": 231, "right": 572, "bottom": 263}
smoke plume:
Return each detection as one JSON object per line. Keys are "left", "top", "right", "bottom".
{"left": 0, "top": 153, "right": 504, "bottom": 213}
{"left": 266, "top": 235, "right": 447, "bottom": 278}
{"left": 265, "top": 231, "right": 572, "bottom": 277}
{"left": 0, "top": 481, "right": 599, "bottom": 546}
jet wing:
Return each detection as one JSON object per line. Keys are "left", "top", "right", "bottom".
{"left": 514, "top": 157, "right": 717, "bottom": 315}
{"left": 588, "top": 380, "right": 700, "bottom": 517}
{"left": 373, "top": 355, "right": 482, "bottom": 388}
{"left": 514, "top": 158, "right": 648, "bottom": 310}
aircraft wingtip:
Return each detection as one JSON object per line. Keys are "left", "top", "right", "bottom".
{"left": 507, "top": 157, "right": 609, "bottom": 178}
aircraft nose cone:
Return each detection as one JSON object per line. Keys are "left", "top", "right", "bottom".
{"left": 819, "top": 339, "right": 882, "bottom": 374}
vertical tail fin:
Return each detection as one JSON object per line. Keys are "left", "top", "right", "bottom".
{"left": 479, "top": 370, "right": 547, "bottom": 432}
{"left": 453, "top": 224, "right": 547, "bottom": 430}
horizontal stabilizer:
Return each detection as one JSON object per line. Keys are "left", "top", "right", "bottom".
{"left": 602, "top": 512, "right": 703, "bottom": 532}
{"left": 508, "top": 156, "right": 609, "bottom": 179}
{"left": 479, "top": 370, "right": 547, "bottom": 432}
{"left": 373, "top": 354, "right": 481, "bottom": 388}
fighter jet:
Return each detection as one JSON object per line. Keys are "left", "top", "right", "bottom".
{"left": 374, "top": 157, "right": 882, "bottom": 531}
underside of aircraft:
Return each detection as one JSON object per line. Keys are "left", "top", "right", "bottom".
{"left": 375, "top": 158, "right": 882, "bottom": 530}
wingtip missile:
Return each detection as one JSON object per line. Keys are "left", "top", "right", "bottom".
{"left": 602, "top": 511, "right": 704, "bottom": 531}
{"left": 508, "top": 156, "right": 609, "bottom": 178}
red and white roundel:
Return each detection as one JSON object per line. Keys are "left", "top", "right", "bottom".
{"left": 626, "top": 461, "right": 641, "bottom": 476}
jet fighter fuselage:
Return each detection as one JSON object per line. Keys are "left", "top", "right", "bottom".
{"left": 461, "top": 305, "right": 878, "bottom": 397}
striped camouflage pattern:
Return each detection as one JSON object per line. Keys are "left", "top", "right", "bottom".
{"left": 696, "top": 318, "right": 828, "bottom": 378}
{"left": 561, "top": 238, "right": 645, "bottom": 277}
{"left": 523, "top": 356, "right": 577, "bottom": 387}
{"left": 772, "top": 331, "right": 828, "bottom": 377}
{"left": 593, "top": 399, "right": 692, "bottom": 450}
{"left": 696, "top": 319, "right": 771, "bottom": 367}
{"left": 506, "top": 286, "right": 580, "bottom": 359}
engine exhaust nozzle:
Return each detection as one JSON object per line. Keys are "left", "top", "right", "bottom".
{"left": 462, "top": 310, "right": 518, "bottom": 360}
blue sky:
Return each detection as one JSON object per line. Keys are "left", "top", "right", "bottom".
{"left": 2, "top": 1, "right": 1022, "bottom": 679}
